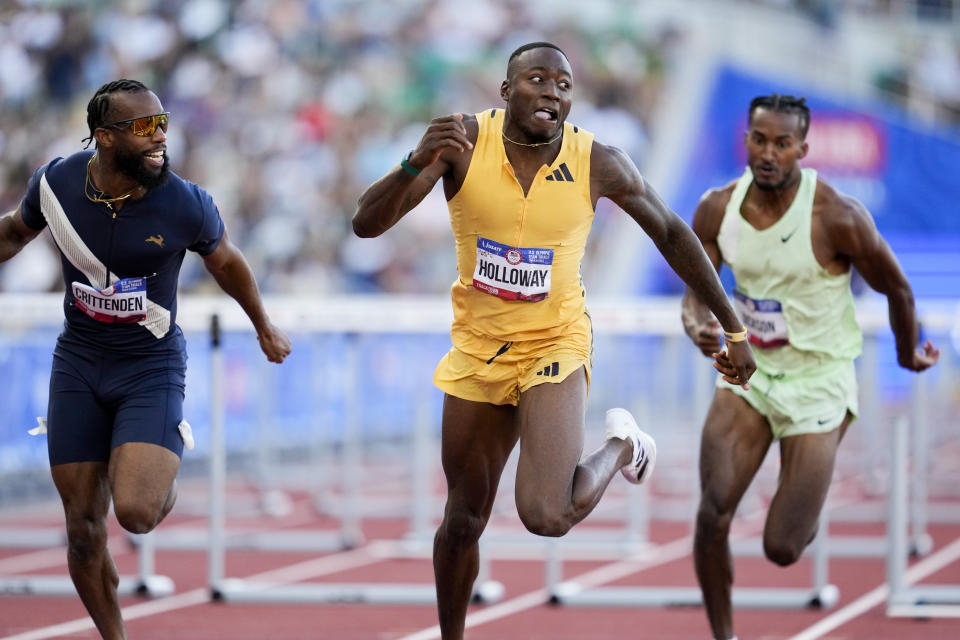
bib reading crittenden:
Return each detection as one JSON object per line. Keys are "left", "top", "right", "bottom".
{"left": 472, "top": 237, "right": 553, "bottom": 302}
{"left": 72, "top": 277, "right": 148, "bottom": 324}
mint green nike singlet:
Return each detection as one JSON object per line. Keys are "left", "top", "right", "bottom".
{"left": 717, "top": 167, "right": 862, "bottom": 377}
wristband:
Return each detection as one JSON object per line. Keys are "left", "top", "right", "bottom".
{"left": 400, "top": 151, "right": 421, "bottom": 177}
{"left": 723, "top": 327, "right": 748, "bottom": 343}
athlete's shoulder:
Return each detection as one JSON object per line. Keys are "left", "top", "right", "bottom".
{"left": 589, "top": 140, "right": 634, "bottom": 173}
{"left": 692, "top": 178, "right": 738, "bottom": 237}
{"left": 699, "top": 179, "right": 738, "bottom": 211}
{"left": 160, "top": 171, "right": 214, "bottom": 203}
{"left": 813, "top": 175, "right": 872, "bottom": 231}
{"left": 463, "top": 111, "right": 481, "bottom": 141}
{"left": 145, "top": 173, "right": 218, "bottom": 227}
{"left": 36, "top": 151, "right": 91, "bottom": 183}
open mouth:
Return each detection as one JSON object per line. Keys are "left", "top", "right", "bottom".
{"left": 755, "top": 164, "right": 776, "bottom": 177}
{"left": 144, "top": 149, "right": 165, "bottom": 167}
{"left": 534, "top": 108, "right": 557, "bottom": 122}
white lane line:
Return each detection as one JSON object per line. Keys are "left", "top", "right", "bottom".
{"left": 395, "top": 500, "right": 871, "bottom": 640}
{"left": 0, "top": 510, "right": 319, "bottom": 575}
{"left": 394, "top": 534, "right": 704, "bottom": 640}
{"left": 788, "top": 535, "right": 960, "bottom": 640}
{"left": 0, "top": 536, "right": 139, "bottom": 575}
{"left": 0, "top": 540, "right": 399, "bottom": 640}
{"left": 0, "top": 590, "right": 212, "bottom": 640}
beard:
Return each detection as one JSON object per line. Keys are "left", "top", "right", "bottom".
{"left": 115, "top": 144, "right": 170, "bottom": 190}
{"left": 752, "top": 178, "right": 781, "bottom": 191}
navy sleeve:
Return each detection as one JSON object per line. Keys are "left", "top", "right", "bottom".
{"left": 20, "top": 160, "right": 60, "bottom": 231}
{"left": 188, "top": 184, "right": 225, "bottom": 256}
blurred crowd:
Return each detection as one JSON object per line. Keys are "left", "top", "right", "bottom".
{"left": 0, "top": 0, "right": 956, "bottom": 296}
{"left": 0, "top": 0, "right": 674, "bottom": 296}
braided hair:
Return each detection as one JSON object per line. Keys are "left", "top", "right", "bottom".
{"left": 82, "top": 79, "right": 149, "bottom": 149}
{"left": 748, "top": 94, "right": 811, "bottom": 139}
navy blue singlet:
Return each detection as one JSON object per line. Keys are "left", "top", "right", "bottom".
{"left": 20, "top": 150, "right": 224, "bottom": 463}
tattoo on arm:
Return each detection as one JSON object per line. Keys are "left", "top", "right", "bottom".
{"left": 399, "top": 175, "right": 437, "bottom": 213}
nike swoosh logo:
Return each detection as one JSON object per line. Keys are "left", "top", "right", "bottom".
{"left": 781, "top": 228, "right": 799, "bottom": 243}
{"left": 817, "top": 418, "right": 832, "bottom": 425}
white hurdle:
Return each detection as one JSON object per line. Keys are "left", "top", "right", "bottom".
{"left": 141, "top": 318, "right": 360, "bottom": 554}
{"left": 547, "top": 512, "right": 838, "bottom": 609}
{"left": 203, "top": 311, "right": 503, "bottom": 605}
{"left": 886, "top": 413, "right": 960, "bottom": 618}
{"left": 0, "top": 529, "right": 174, "bottom": 598}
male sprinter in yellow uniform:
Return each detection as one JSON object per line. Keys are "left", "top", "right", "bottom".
{"left": 354, "top": 42, "right": 756, "bottom": 640}
{"left": 682, "top": 94, "right": 940, "bottom": 640}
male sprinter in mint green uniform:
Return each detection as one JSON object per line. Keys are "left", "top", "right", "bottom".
{"left": 681, "top": 94, "right": 940, "bottom": 640}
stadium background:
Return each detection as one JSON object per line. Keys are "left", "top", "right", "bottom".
{"left": 0, "top": 0, "right": 958, "bottom": 494}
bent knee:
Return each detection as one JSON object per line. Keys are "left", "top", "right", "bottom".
{"left": 113, "top": 502, "right": 161, "bottom": 534}
{"left": 763, "top": 538, "right": 804, "bottom": 567}
{"left": 517, "top": 505, "right": 571, "bottom": 538}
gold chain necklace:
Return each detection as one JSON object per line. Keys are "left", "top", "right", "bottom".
{"left": 501, "top": 129, "right": 562, "bottom": 148}
{"left": 84, "top": 154, "right": 141, "bottom": 207}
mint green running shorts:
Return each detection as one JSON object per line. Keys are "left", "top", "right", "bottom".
{"left": 717, "top": 359, "right": 858, "bottom": 440}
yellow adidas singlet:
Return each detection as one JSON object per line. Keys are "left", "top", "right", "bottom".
{"left": 447, "top": 108, "right": 595, "bottom": 358}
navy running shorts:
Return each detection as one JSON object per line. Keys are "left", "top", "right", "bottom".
{"left": 46, "top": 334, "right": 188, "bottom": 465}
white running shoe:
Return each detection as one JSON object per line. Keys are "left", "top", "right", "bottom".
{"left": 604, "top": 408, "right": 657, "bottom": 485}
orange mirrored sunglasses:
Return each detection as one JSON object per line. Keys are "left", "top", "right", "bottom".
{"left": 100, "top": 112, "right": 169, "bottom": 137}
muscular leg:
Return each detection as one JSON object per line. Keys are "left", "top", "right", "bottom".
{"left": 50, "top": 443, "right": 179, "bottom": 640}
{"left": 434, "top": 395, "right": 519, "bottom": 640}
{"left": 513, "top": 368, "right": 633, "bottom": 536}
{"left": 51, "top": 461, "right": 125, "bottom": 640}
{"left": 694, "top": 389, "right": 773, "bottom": 640}
{"left": 763, "top": 413, "right": 853, "bottom": 565}
{"left": 109, "top": 442, "right": 181, "bottom": 534}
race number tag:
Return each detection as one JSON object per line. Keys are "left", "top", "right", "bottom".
{"left": 72, "top": 277, "right": 147, "bottom": 324}
{"left": 733, "top": 289, "right": 789, "bottom": 348}
{"left": 472, "top": 237, "right": 553, "bottom": 302}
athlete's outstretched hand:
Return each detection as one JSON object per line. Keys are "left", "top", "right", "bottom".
{"left": 257, "top": 322, "right": 291, "bottom": 364}
{"left": 407, "top": 113, "right": 473, "bottom": 171}
{"left": 899, "top": 339, "right": 940, "bottom": 372}
{"left": 712, "top": 340, "right": 756, "bottom": 390}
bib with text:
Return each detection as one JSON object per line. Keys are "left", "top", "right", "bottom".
{"left": 472, "top": 237, "right": 553, "bottom": 302}
{"left": 72, "top": 277, "right": 148, "bottom": 324}
{"left": 734, "top": 289, "right": 789, "bottom": 348}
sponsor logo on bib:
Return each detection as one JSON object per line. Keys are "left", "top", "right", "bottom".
{"left": 72, "top": 277, "right": 148, "bottom": 324}
{"left": 734, "top": 289, "right": 789, "bottom": 348}
{"left": 472, "top": 237, "right": 553, "bottom": 302}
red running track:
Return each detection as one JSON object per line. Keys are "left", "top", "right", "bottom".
{"left": 1, "top": 490, "right": 959, "bottom": 639}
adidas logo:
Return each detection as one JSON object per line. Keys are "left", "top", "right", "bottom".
{"left": 536, "top": 362, "right": 560, "bottom": 377}
{"left": 545, "top": 163, "right": 574, "bottom": 182}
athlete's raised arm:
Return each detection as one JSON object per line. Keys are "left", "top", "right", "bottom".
{"left": 591, "top": 142, "right": 755, "bottom": 387}
{"left": 353, "top": 113, "right": 475, "bottom": 238}
{"left": 0, "top": 205, "right": 42, "bottom": 263}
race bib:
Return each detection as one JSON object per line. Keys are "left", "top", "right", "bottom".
{"left": 72, "top": 277, "right": 147, "bottom": 324}
{"left": 734, "top": 289, "right": 789, "bottom": 348}
{"left": 472, "top": 237, "right": 553, "bottom": 302}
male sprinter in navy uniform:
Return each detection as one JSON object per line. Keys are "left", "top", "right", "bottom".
{"left": 0, "top": 79, "right": 290, "bottom": 639}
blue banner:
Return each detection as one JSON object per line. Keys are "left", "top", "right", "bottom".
{"left": 654, "top": 65, "right": 960, "bottom": 297}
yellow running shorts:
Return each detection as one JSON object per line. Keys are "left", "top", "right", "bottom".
{"left": 434, "top": 313, "right": 593, "bottom": 406}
